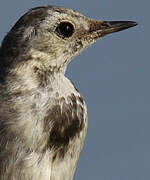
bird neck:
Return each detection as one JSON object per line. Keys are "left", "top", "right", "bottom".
{"left": 4, "top": 62, "right": 74, "bottom": 98}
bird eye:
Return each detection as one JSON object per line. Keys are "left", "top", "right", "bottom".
{"left": 56, "top": 22, "right": 74, "bottom": 38}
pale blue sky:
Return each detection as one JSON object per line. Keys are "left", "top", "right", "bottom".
{"left": 0, "top": 1, "right": 148, "bottom": 180}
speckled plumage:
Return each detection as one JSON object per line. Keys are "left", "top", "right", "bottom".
{"left": 0, "top": 5, "right": 137, "bottom": 180}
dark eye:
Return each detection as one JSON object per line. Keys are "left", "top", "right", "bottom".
{"left": 56, "top": 22, "right": 74, "bottom": 38}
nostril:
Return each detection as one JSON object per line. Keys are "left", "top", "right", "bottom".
{"left": 101, "top": 21, "right": 111, "bottom": 27}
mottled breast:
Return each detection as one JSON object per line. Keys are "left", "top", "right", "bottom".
{"left": 44, "top": 92, "right": 87, "bottom": 155}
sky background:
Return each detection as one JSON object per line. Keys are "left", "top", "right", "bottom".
{"left": 0, "top": 0, "right": 148, "bottom": 180}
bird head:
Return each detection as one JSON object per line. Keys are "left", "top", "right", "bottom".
{"left": 0, "top": 6, "right": 137, "bottom": 79}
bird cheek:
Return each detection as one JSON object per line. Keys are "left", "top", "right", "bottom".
{"left": 72, "top": 41, "right": 83, "bottom": 54}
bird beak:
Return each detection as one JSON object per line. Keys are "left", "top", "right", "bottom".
{"left": 101, "top": 21, "right": 137, "bottom": 35}
{"left": 94, "top": 21, "right": 138, "bottom": 37}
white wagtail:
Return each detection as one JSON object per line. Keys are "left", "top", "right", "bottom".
{"left": 0, "top": 6, "right": 137, "bottom": 180}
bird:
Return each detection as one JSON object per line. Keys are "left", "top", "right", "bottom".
{"left": 0, "top": 5, "right": 137, "bottom": 180}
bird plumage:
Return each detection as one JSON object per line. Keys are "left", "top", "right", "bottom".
{"left": 0, "top": 5, "right": 137, "bottom": 180}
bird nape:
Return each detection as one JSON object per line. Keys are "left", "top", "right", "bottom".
{"left": 0, "top": 5, "right": 137, "bottom": 180}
